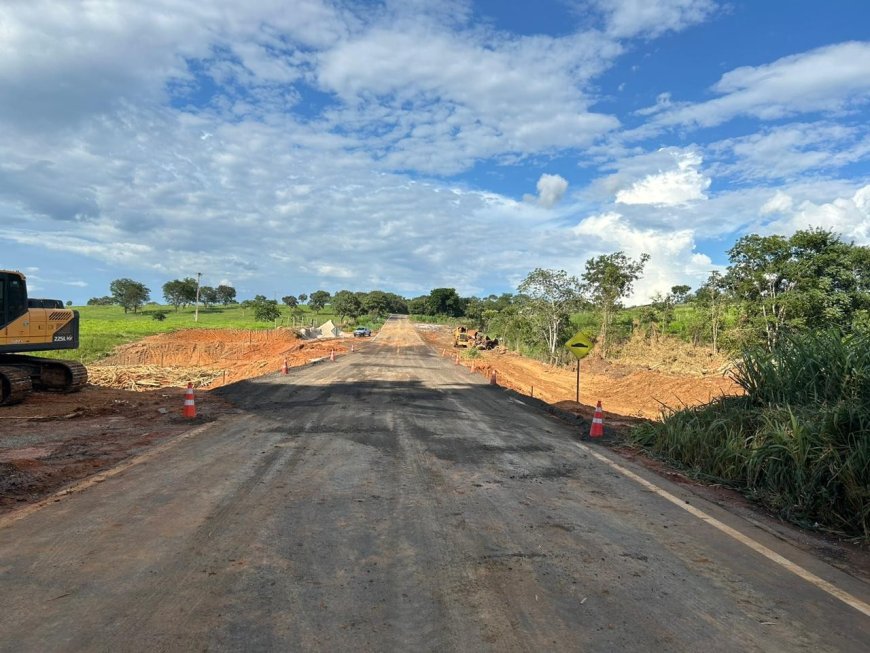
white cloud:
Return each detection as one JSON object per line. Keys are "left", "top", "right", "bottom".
{"left": 635, "top": 92, "right": 673, "bottom": 116}
{"left": 710, "top": 122, "right": 870, "bottom": 181}
{"left": 524, "top": 173, "right": 569, "bottom": 208}
{"left": 0, "top": 1, "right": 864, "bottom": 306}
{"left": 571, "top": 211, "right": 714, "bottom": 302}
{"left": 592, "top": 0, "right": 717, "bottom": 38}
{"left": 316, "top": 27, "right": 621, "bottom": 172}
{"left": 615, "top": 150, "right": 710, "bottom": 206}
{"left": 760, "top": 191, "right": 794, "bottom": 215}
{"left": 760, "top": 185, "right": 870, "bottom": 245}
{"left": 653, "top": 42, "right": 870, "bottom": 129}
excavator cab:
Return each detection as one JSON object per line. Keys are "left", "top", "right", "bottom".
{"left": 0, "top": 270, "right": 29, "bottom": 329}
{"left": 0, "top": 270, "right": 87, "bottom": 404}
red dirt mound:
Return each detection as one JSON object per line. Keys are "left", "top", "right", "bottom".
{"left": 95, "top": 328, "right": 348, "bottom": 389}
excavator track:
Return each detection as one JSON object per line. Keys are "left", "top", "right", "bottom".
{"left": 0, "top": 365, "right": 33, "bottom": 406}
{"left": 0, "top": 355, "right": 88, "bottom": 403}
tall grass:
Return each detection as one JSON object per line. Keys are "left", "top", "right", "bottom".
{"left": 632, "top": 329, "right": 870, "bottom": 540}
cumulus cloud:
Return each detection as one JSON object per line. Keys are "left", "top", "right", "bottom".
{"left": 760, "top": 185, "right": 870, "bottom": 244}
{"left": 616, "top": 151, "right": 711, "bottom": 206}
{"left": 523, "top": 174, "right": 569, "bottom": 208}
{"left": 571, "top": 211, "right": 714, "bottom": 302}
{"left": 760, "top": 191, "right": 794, "bottom": 215}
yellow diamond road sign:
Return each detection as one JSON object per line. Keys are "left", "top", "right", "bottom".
{"left": 565, "top": 331, "right": 593, "bottom": 360}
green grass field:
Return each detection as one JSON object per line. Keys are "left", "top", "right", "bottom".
{"left": 51, "top": 304, "right": 372, "bottom": 364}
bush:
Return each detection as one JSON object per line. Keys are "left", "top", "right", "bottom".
{"left": 631, "top": 328, "right": 870, "bottom": 540}
{"left": 152, "top": 311, "right": 167, "bottom": 322}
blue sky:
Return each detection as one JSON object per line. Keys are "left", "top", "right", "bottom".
{"left": 1, "top": 0, "right": 868, "bottom": 304}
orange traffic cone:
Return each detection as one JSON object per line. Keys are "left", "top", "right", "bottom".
{"left": 490, "top": 370, "right": 497, "bottom": 385}
{"left": 183, "top": 382, "right": 196, "bottom": 419}
{"left": 590, "top": 400, "right": 604, "bottom": 438}
{"left": 281, "top": 359, "right": 288, "bottom": 375}
{"left": 351, "top": 343, "right": 355, "bottom": 353}
{"left": 330, "top": 349, "right": 336, "bottom": 362}
{"left": 455, "top": 354, "right": 460, "bottom": 364}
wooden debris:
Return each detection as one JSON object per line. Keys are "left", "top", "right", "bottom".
{"left": 87, "top": 365, "right": 223, "bottom": 391}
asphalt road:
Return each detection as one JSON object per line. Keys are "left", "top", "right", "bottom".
{"left": 1, "top": 316, "right": 868, "bottom": 651}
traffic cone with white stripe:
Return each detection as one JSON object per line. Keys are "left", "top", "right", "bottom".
{"left": 489, "top": 370, "right": 497, "bottom": 385}
{"left": 281, "top": 359, "right": 288, "bottom": 375}
{"left": 183, "top": 382, "right": 196, "bottom": 419}
{"left": 590, "top": 400, "right": 604, "bottom": 438}
{"left": 330, "top": 349, "right": 335, "bottom": 362}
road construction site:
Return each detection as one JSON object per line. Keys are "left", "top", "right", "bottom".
{"left": 1, "top": 317, "right": 868, "bottom": 650}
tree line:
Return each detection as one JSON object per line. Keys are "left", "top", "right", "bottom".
{"left": 85, "top": 228, "right": 868, "bottom": 359}
{"left": 410, "top": 228, "right": 870, "bottom": 363}
{"left": 86, "top": 279, "right": 408, "bottom": 323}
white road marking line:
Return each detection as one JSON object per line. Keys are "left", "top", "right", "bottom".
{"left": 575, "top": 442, "right": 870, "bottom": 618}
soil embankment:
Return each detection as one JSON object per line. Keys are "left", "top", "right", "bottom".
{"left": 417, "top": 325, "right": 741, "bottom": 422}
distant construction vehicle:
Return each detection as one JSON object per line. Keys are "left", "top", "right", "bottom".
{"left": 0, "top": 270, "right": 88, "bottom": 405}
{"left": 453, "top": 326, "right": 498, "bottom": 350}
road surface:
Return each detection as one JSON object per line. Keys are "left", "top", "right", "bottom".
{"left": 1, "top": 316, "right": 868, "bottom": 651}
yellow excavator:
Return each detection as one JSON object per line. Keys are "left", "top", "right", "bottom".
{"left": 0, "top": 270, "right": 88, "bottom": 405}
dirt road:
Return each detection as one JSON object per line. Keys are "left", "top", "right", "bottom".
{"left": 0, "top": 317, "right": 867, "bottom": 651}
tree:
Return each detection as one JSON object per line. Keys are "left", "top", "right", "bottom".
{"left": 65, "top": 300, "right": 73, "bottom": 307}
{"left": 216, "top": 284, "right": 237, "bottom": 305}
{"left": 298, "top": 293, "right": 308, "bottom": 304}
{"left": 282, "top": 295, "right": 298, "bottom": 308}
{"left": 694, "top": 272, "right": 728, "bottom": 353}
{"left": 163, "top": 278, "right": 198, "bottom": 312}
{"left": 786, "top": 229, "right": 870, "bottom": 329}
{"left": 582, "top": 252, "right": 649, "bottom": 358}
{"left": 726, "top": 229, "right": 870, "bottom": 350}
{"left": 309, "top": 290, "right": 331, "bottom": 314}
{"left": 726, "top": 234, "right": 792, "bottom": 351}
{"left": 110, "top": 278, "right": 150, "bottom": 314}
{"left": 384, "top": 292, "right": 409, "bottom": 314}
{"left": 332, "top": 290, "right": 363, "bottom": 323}
{"left": 428, "top": 288, "right": 464, "bottom": 316}
{"left": 408, "top": 295, "right": 429, "bottom": 315}
{"left": 517, "top": 268, "right": 584, "bottom": 364}
{"left": 251, "top": 295, "right": 280, "bottom": 322}
{"left": 199, "top": 286, "right": 218, "bottom": 308}
{"left": 87, "top": 296, "right": 114, "bottom": 306}
{"left": 671, "top": 285, "right": 691, "bottom": 304}
{"left": 362, "top": 290, "right": 391, "bottom": 317}
{"left": 647, "top": 285, "right": 692, "bottom": 339}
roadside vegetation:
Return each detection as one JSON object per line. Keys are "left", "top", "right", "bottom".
{"left": 632, "top": 329, "right": 870, "bottom": 540}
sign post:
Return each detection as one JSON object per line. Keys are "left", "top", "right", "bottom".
{"left": 565, "top": 331, "right": 593, "bottom": 404}
{"left": 576, "top": 360, "right": 580, "bottom": 403}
